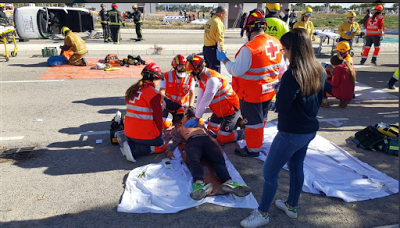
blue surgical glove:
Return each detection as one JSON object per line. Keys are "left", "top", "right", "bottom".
{"left": 345, "top": 31, "right": 352, "bottom": 36}
{"left": 380, "top": 35, "right": 384, "bottom": 41}
{"left": 184, "top": 119, "right": 199, "bottom": 128}
{"left": 216, "top": 49, "right": 227, "bottom": 62}
{"left": 350, "top": 28, "right": 356, "bottom": 33}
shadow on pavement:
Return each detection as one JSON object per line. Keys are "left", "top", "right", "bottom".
{"left": 8, "top": 62, "right": 49, "bottom": 68}
{"left": 73, "top": 96, "right": 125, "bottom": 107}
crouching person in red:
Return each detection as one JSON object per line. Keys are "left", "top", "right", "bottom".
{"left": 122, "top": 63, "right": 167, "bottom": 162}
{"left": 165, "top": 109, "right": 251, "bottom": 200}
{"left": 322, "top": 55, "right": 356, "bottom": 108}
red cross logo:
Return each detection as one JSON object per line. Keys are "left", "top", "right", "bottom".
{"left": 368, "top": 18, "right": 377, "bottom": 27}
{"left": 265, "top": 41, "right": 279, "bottom": 60}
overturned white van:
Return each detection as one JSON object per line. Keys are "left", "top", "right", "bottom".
{"left": 14, "top": 6, "right": 94, "bottom": 39}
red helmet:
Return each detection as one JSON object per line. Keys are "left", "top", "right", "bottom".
{"left": 141, "top": 63, "right": 164, "bottom": 81}
{"left": 185, "top": 54, "right": 205, "bottom": 76}
{"left": 244, "top": 11, "right": 267, "bottom": 32}
{"left": 112, "top": 3, "right": 118, "bottom": 9}
{"left": 171, "top": 54, "right": 186, "bottom": 72}
{"left": 374, "top": 5, "right": 383, "bottom": 12}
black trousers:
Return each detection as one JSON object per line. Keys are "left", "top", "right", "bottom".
{"left": 135, "top": 22, "right": 143, "bottom": 39}
{"left": 101, "top": 23, "right": 111, "bottom": 41}
{"left": 127, "top": 136, "right": 164, "bottom": 157}
{"left": 110, "top": 25, "right": 120, "bottom": 43}
{"left": 203, "top": 45, "right": 220, "bottom": 73}
{"left": 186, "top": 135, "right": 231, "bottom": 183}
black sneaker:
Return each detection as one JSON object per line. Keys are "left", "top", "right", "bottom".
{"left": 371, "top": 60, "right": 378, "bottom": 66}
{"left": 388, "top": 82, "right": 396, "bottom": 89}
{"left": 359, "top": 60, "right": 365, "bottom": 65}
{"left": 82, "top": 58, "right": 88, "bottom": 66}
{"left": 235, "top": 147, "right": 260, "bottom": 157}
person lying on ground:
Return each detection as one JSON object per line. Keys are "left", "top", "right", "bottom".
{"left": 322, "top": 55, "right": 356, "bottom": 108}
{"left": 165, "top": 109, "right": 251, "bottom": 201}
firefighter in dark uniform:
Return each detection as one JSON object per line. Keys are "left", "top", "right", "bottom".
{"left": 108, "top": 3, "right": 125, "bottom": 44}
{"left": 99, "top": 3, "right": 111, "bottom": 42}
{"left": 0, "top": 3, "right": 8, "bottom": 26}
{"left": 132, "top": 4, "right": 143, "bottom": 40}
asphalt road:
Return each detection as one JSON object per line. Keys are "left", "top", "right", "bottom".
{"left": 0, "top": 30, "right": 399, "bottom": 228}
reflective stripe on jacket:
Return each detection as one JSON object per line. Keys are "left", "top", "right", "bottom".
{"left": 64, "top": 32, "right": 87, "bottom": 55}
{"left": 164, "top": 70, "right": 193, "bottom": 113}
{"left": 366, "top": 15, "right": 384, "bottom": 37}
{"left": 125, "top": 86, "right": 161, "bottom": 140}
{"left": 108, "top": 9, "right": 123, "bottom": 25}
{"left": 235, "top": 34, "right": 283, "bottom": 103}
{"left": 199, "top": 69, "right": 240, "bottom": 117}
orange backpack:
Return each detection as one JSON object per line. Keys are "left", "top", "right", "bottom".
{"left": 105, "top": 54, "right": 121, "bottom": 67}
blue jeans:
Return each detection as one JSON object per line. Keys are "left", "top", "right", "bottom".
{"left": 323, "top": 81, "right": 333, "bottom": 98}
{"left": 258, "top": 131, "right": 316, "bottom": 213}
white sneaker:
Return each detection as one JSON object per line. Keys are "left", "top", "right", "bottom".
{"left": 275, "top": 199, "right": 297, "bottom": 218}
{"left": 123, "top": 141, "right": 136, "bottom": 162}
{"left": 240, "top": 209, "right": 269, "bottom": 228}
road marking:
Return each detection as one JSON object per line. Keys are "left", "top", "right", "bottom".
{"left": 383, "top": 114, "right": 399, "bottom": 118}
{"left": 80, "top": 131, "right": 109, "bottom": 136}
{"left": 0, "top": 136, "right": 25, "bottom": 141}
{"left": 0, "top": 80, "right": 65, "bottom": 83}
{"left": 317, "top": 118, "right": 349, "bottom": 122}
{"left": 353, "top": 65, "right": 372, "bottom": 68}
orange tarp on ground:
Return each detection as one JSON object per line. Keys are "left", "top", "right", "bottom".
{"left": 39, "top": 58, "right": 154, "bottom": 80}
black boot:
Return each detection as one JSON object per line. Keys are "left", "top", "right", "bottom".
{"left": 371, "top": 57, "right": 378, "bottom": 66}
{"left": 388, "top": 77, "right": 398, "bottom": 89}
{"left": 360, "top": 58, "right": 366, "bottom": 65}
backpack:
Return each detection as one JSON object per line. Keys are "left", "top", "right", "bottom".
{"left": 105, "top": 54, "right": 121, "bottom": 67}
{"left": 353, "top": 125, "right": 399, "bottom": 156}
{"left": 110, "top": 111, "right": 125, "bottom": 145}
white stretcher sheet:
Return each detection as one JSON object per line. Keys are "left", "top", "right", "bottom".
{"left": 237, "top": 122, "right": 399, "bottom": 203}
{"left": 117, "top": 149, "right": 258, "bottom": 213}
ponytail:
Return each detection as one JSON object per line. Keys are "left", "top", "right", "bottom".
{"left": 343, "top": 61, "right": 356, "bottom": 83}
{"left": 125, "top": 80, "right": 144, "bottom": 103}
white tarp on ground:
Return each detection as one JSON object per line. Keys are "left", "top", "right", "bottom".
{"left": 163, "top": 16, "right": 185, "bottom": 22}
{"left": 117, "top": 150, "right": 258, "bottom": 213}
{"left": 238, "top": 122, "right": 399, "bottom": 203}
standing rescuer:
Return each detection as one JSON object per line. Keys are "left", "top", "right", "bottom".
{"left": 60, "top": 26, "right": 88, "bottom": 66}
{"left": 132, "top": 4, "right": 143, "bottom": 41}
{"left": 108, "top": 3, "right": 125, "bottom": 44}
{"left": 264, "top": 3, "right": 289, "bottom": 39}
{"left": 360, "top": 4, "right": 385, "bottom": 66}
{"left": 293, "top": 7, "right": 314, "bottom": 39}
{"left": 159, "top": 55, "right": 196, "bottom": 129}
{"left": 99, "top": 3, "right": 111, "bottom": 42}
{"left": 217, "top": 11, "right": 286, "bottom": 157}
{"left": 337, "top": 11, "right": 361, "bottom": 52}
{"left": 203, "top": 5, "right": 228, "bottom": 73}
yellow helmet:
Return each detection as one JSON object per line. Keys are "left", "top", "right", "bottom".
{"left": 302, "top": 7, "right": 313, "bottom": 16}
{"left": 132, "top": 4, "right": 137, "bottom": 9}
{"left": 347, "top": 11, "right": 356, "bottom": 18}
{"left": 0, "top": 3, "right": 4, "bottom": 7}
{"left": 265, "top": 3, "right": 280, "bottom": 11}
{"left": 61, "top": 26, "right": 70, "bottom": 36}
{"left": 335, "top": 41, "right": 351, "bottom": 52}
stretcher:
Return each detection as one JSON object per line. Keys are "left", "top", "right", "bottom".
{"left": 314, "top": 30, "right": 341, "bottom": 56}
{"left": 0, "top": 25, "right": 17, "bottom": 61}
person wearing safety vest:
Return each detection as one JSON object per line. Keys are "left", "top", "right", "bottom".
{"left": 108, "top": 3, "right": 125, "bottom": 44}
{"left": 388, "top": 69, "right": 399, "bottom": 90}
{"left": 60, "top": 26, "right": 88, "bottom": 66}
{"left": 293, "top": 7, "right": 314, "bottom": 40}
{"left": 159, "top": 55, "right": 196, "bottom": 129}
{"left": 217, "top": 11, "right": 286, "bottom": 157}
{"left": 337, "top": 11, "right": 361, "bottom": 51}
{"left": 184, "top": 54, "right": 244, "bottom": 145}
{"left": 122, "top": 63, "right": 167, "bottom": 162}
{"left": 0, "top": 3, "right": 7, "bottom": 26}
{"left": 203, "top": 5, "right": 228, "bottom": 73}
{"left": 264, "top": 3, "right": 289, "bottom": 39}
{"left": 132, "top": 4, "right": 143, "bottom": 41}
{"left": 99, "top": 3, "right": 111, "bottom": 42}
{"left": 360, "top": 5, "right": 385, "bottom": 66}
